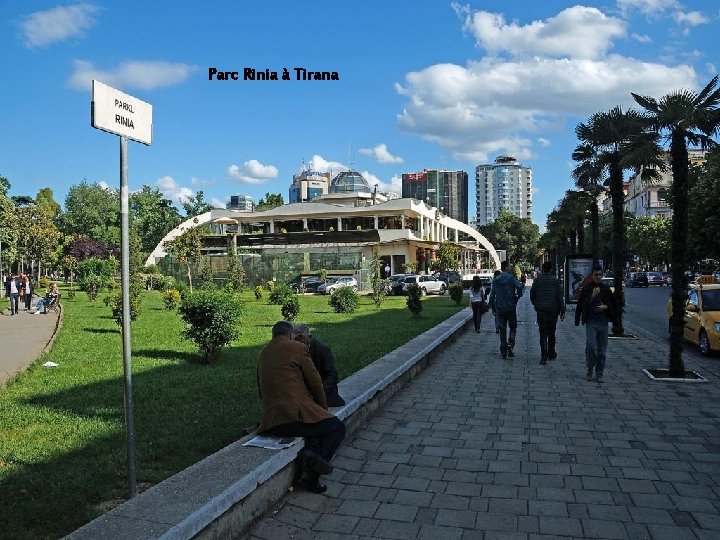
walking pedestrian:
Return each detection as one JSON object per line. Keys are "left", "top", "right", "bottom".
{"left": 5, "top": 273, "right": 21, "bottom": 316}
{"left": 488, "top": 261, "right": 524, "bottom": 358}
{"left": 467, "top": 275, "right": 487, "bottom": 333}
{"left": 490, "top": 269, "right": 501, "bottom": 334}
{"left": 574, "top": 264, "right": 618, "bottom": 383}
{"left": 530, "top": 261, "right": 565, "bottom": 365}
{"left": 22, "top": 274, "right": 34, "bottom": 311}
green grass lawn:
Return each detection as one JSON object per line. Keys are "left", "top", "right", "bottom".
{"left": 0, "top": 288, "right": 467, "bottom": 540}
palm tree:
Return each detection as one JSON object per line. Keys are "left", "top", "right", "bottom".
{"left": 572, "top": 160, "right": 604, "bottom": 261}
{"left": 573, "top": 106, "right": 663, "bottom": 335}
{"left": 632, "top": 77, "right": 720, "bottom": 377}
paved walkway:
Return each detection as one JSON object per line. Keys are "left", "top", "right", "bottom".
{"left": 0, "top": 298, "right": 61, "bottom": 386}
{"left": 241, "top": 293, "right": 720, "bottom": 539}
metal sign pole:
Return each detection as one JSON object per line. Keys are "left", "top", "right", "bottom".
{"left": 120, "top": 135, "right": 137, "bottom": 498}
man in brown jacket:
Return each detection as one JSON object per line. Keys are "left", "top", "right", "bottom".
{"left": 257, "top": 320, "right": 346, "bottom": 493}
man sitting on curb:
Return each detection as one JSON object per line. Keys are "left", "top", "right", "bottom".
{"left": 292, "top": 323, "right": 346, "bottom": 407}
{"left": 256, "top": 320, "right": 346, "bottom": 493}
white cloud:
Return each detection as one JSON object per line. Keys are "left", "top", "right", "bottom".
{"left": 617, "top": 0, "right": 679, "bottom": 16}
{"left": 707, "top": 63, "right": 717, "bottom": 75}
{"left": 226, "top": 159, "right": 278, "bottom": 185}
{"left": 537, "top": 138, "right": 551, "bottom": 148}
{"left": 673, "top": 10, "right": 709, "bottom": 26}
{"left": 97, "top": 180, "right": 110, "bottom": 190}
{"left": 307, "top": 155, "right": 348, "bottom": 174}
{"left": 210, "top": 197, "right": 226, "bottom": 209}
{"left": 396, "top": 55, "right": 695, "bottom": 163}
{"left": 359, "top": 143, "right": 404, "bottom": 164}
{"left": 190, "top": 176, "right": 215, "bottom": 187}
{"left": 68, "top": 60, "right": 197, "bottom": 91}
{"left": 156, "top": 176, "right": 193, "bottom": 204}
{"left": 461, "top": 6, "right": 626, "bottom": 59}
{"left": 20, "top": 3, "right": 99, "bottom": 48}
{"left": 632, "top": 33, "right": 652, "bottom": 43}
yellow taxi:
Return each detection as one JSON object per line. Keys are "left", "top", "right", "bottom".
{"left": 667, "top": 275, "right": 720, "bottom": 356}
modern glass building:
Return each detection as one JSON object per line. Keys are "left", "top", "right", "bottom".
{"left": 289, "top": 170, "right": 330, "bottom": 203}
{"left": 475, "top": 156, "right": 532, "bottom": 226}
{"left": 328, "top": 171, "right": 371, "bottom": 193}
{"left": 401, "top": 169, "right": 469, "bottom": 224}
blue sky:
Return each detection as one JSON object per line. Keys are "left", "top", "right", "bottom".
{"left": 2, "top": 1, "right": 718, "bottom": 230}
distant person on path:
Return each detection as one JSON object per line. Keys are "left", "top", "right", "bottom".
{"left": 21, "top": 274, "right": 34, "bottom": 311}
{"left": 488, "top": 261, "right": 524, "bottom": 359}
{"left": 5, "top": 273, "right": 21, "bottom": 316}
{"left": 467, "top": 275, "right": 488, "bottom": 333}
{"left": 530, "top": 261, "right": 566, "bottom": 365}
{"left": 384, "top": 263, "right": 390, "bottom": 278}
{"left": 292, "top": 323, "right": 346, "bottom": 407}
{"left": 256, "top": 321, "right": 346, "bottom": 494}
{"left": 574, "top": 265, "right": 618, "bottom": 383}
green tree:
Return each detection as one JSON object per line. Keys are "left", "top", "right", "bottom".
{"left": 571, "top": 161, "right": 605, "bottom": 260}
{"left": 18, "top": 204, "right": 62, "bottom": 280}
{"left": 573, "top": 106, "right": 663, "bottom": 334}
{"left": 688, "top": 147, "right": 720, "bottom": 262}
{"left": 627, "top": 216, "right": 672, "bottom": 268}
{"left": 632, "top": 76, "right": 720, "bottom": 376}
{"left": 434, "top": 240, "right": 460, "bottom": 272}
{"left": 479, "top": 209, "right": 540, "bottom": 265}
{"left": 60, "top": 181, "right": 121, "bottom": 247}
{"left": 256, "top": 192, "right": 284, "bottom": 212}
{"left": 163, "top": 227, "right": 204, "bottom": 292}
{"left": 181, "top": 190, "right": 214, "bottom": 218}
{"left": 0, "top": 185, "right": 20, "bottom": 273}
{"left": 35, "top": 187, "right": 61, "bottom": 221}
{"left": 130, "top": 186, "right": 183, "bottom": 255}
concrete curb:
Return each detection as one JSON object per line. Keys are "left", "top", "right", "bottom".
{"left": 65, "top": 308, "right": 473, "bottom": 540}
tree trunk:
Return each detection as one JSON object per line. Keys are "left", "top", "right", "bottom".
{"left": 577, "top": 217, "right": 585, "bottom": 253}
{"left": 668, "top": 131, "right": 688, "bottom": 377}
{"left": 590, "top": 200, "right": 599, "bottom": 262}
{"left": 609, "top": 160, "right": 625, "bottom": 334}
{"left": 185, "top": 262, "right": 193, "bottom": 293}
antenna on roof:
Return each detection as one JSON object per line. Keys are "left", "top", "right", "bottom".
{"left": 347, "top": 142, "right": 354, "bottom": 171}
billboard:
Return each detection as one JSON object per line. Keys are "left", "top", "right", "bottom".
{"left": 403, "top": 172, "right": 428, "bottom": 182}
{"left": 565, "top": 254, "right": 594, "bottom": 304}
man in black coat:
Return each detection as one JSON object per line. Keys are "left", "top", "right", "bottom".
{"left": 293, "top": 323, "right": 346, "bottom": 407}
{"left": 574, "top": 265, "right": 618, "bottom": 383}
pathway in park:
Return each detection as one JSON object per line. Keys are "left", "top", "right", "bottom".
{"left": 0, "top": 298, "right": 61, "bottom": 387}
{"left": 241, "top": 293, "right": 720, "bottom": 539}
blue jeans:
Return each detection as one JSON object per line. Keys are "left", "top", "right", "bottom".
{"left": 585, "top": 320, "right": 609, "bottom": 375}
{"left": 498, "top": 308, "right": 518, "bottom": 354}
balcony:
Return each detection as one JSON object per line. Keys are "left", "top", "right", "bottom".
{"left": 645, "top": 201, "right": 670, "bottom": 209}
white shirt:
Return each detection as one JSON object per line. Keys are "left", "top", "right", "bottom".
{"left": 467, "top": 287, "right": 485, "bottom": 303}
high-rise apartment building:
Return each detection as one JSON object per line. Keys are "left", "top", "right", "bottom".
{"left": 227, "top": 194, "right": 254, "bottom": 211}
{"left": 401, "top": 169, "right": 468, "bottom": 224}
{"left": 475, "top": 156, "right": 532, "bottom": 226}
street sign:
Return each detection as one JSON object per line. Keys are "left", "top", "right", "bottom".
{"left": 91, "top": 80, "right": 153, "bottom": 145}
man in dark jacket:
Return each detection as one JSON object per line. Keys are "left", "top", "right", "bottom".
{"left": 293, "top": 323, "right": 346, "bottom": 407}
{"left": 488, "top": 261, "right": 524, "bottom": 359}
{"left": 574, "top": 265, "right": 618, "bottom": 383}
{"left": 4, "top": 273, "right": 22, "bottom": 316}
{"left": 530, "top": 261, "right": 566, "bottom": 365}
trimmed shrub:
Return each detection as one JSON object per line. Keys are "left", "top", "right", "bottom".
{"left": 406, "top": 283, "right": 423, "bottom": 318}
{"left": 254, "top": 285, "right": 264, "bottom": 300}
{"left": 162, "top": 288, "right": 181, "bottom": 310}
{"left": 108, "top": 280, "right": 143, "bottom": 326}
{"left": 82, "top": 274, "right": 103, "bottom": 301}
{"left": 178, "top": 290, "right": 244, "bottom": 363}
{"left": 38, "top": 277, "right": 49, "bottom": 290}
{"left": 268, "top": 283, "right": 293, "bottom": 305}
{"left": 280, "top": 295, "right": 300, "bottom": 321}
{"left": 449, "top": 282, "right": 464, "bottom": 306}
{"left": 329, "top": 287, "right": 359, "bottom": 313}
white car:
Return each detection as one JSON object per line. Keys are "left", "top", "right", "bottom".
{"left": 318, "top": 276, "right": 358, "bottom": 294}
{"left": 401, "top": 274, "right": 446, "bottom": 295}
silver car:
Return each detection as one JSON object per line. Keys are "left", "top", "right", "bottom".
{"left": 401, "top": 274, "right": 447, "bottom": 295}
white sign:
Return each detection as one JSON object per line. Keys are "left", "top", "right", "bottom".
{"left": 91, "top": 80, "right": 153, "bottom": 145}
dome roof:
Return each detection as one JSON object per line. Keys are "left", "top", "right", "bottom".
{"left": 329, "top": 170, "right": 371, "bottom": 193}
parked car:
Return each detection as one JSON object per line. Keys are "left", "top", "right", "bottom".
{"left": 289, "top": 276, "right": 324, "bottom": 293}
{"left": 401, "top": 274, "right": 446, "bottom": 295}
{"left": 646, "top": 271, "right": 668, "bottom": 286}
{"left": 625, "top": 272, "right": 649, "bottom": 288}
{"left": 667, "top": 276, "right": 720, "bottom": 356}
{"left": 317, "top": 276, "right": 358, "bottom": 295}
{"left": 433, "top": 271, "right": 462, "bottom": 286}
{"left": 387, "top": 274, "right": 411, "bottom": 296}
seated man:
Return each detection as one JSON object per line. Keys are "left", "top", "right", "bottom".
{"left": 256, "top": 321, "right": 346, "bottom": 494}
{"left": 292, "top": 323, "right": 346, "bottom": 407}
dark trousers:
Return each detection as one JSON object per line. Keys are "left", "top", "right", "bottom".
{"left": 25, "top": 292, "right": 32, "bottom": 310}
{"left": 265, "top": 417, "right": 346, "bottom": 462}
{"left": 8, "top": 293, "right": 19, "bottom": 315}
{"left": 498, "top": 308, "right": 518, "bottom": 353}
{"left": 536, "top": 310, "right": 558, "bottom": 360}
{"left": 470, "top": 301, "right": 484, "bottom": 331}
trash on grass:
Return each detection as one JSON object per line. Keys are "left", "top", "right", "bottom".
{"left": 42, "top": 361, "right": 59, "bottom": 368}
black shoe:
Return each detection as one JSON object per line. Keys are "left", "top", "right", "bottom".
{"left": 507, "top": 346, "right": 514, "bottom": 358}
{"left": 540, "top": 358, "right": 547, "bottom": 365}
{"left": 300, "top": 448, "right": 333, "bottom": 475}
{"left": 548, "top": 352, "right": 557, "bottom": 360}
{"left": 294, "top": 473, "right": 327, "bottom": 494}
{"left": 475, "top": 328, "right": 480, "bottom": 333}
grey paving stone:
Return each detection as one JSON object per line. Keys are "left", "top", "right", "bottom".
{"left": 538, "top": 516, "right": 583, "bottom": 537}
{"left": 351, "top": 517, "right": 379, "bottom": 537}
{"left": 335, "top": 500, "right": 380, "bottom": 517}
{"left": 393, "top": 488, "right": 434, "bottom": 507}
{"left": 373, "top": 520, "right": 420, "bottom": 539}
{"left": 474, "top": 511, "right": 518, "bottom": 532}
{"left": 312, "top": 514, "right": 360, "bottom": 534}
{"left": 692, "top": 511, "right": 720, "bottom": 530}
{"left": 418, "top": 523, "right": 464, "bottom": 540}
{"left": 391, "top": 476, "right": 430, "bottom": 491}
{"left": 435, "top": 508, "right": 478, "bottom": 529}
{"left": 374, "top": 502, "right": 419, "bottom": 522}
{"left": 581, "top": 518, "right": 629, "bottom": 539}
{"left": 488, "top": 497, "right": 528, "bottom": 516}
{"left": 645, "top": 524, "right": 699, "bottom": 540}
{"left": 528, "top": 500, "right": 568, "bottom": 517}
{"left": 627, "top": 506, "right": 675, "bottom": 525}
